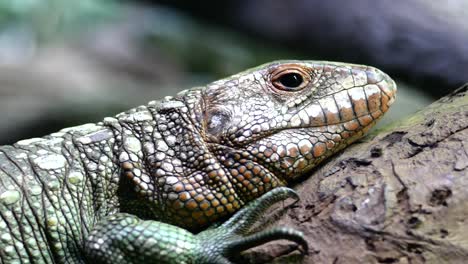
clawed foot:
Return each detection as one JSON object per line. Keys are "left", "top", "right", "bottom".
{"left": 194, "top": 187, "right": 308, "bottom": 264}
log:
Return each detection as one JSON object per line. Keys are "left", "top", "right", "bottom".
{"left": 240, "top": 84, "right": 468, "bottom": 263}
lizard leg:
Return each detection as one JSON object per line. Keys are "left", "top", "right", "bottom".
{"left": 84, "top": 213, "right": 198, "bottom": 263}
{"left": 84, "top": 187, "right": 307, "bottom": 264}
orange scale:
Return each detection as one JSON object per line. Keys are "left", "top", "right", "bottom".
{"left": 366, "top": 93, "right": 381, "bottom": 113}
{"left": 358, "top": 115, "right": 373, "bottom": 126}
{"left": 371, "top": 110, "right": 383, "bottom": 119}
{"left": 325, "top": 111, "right": 341, "bottom": 124}
{"left": 380, "top": 95, "right": 389, "bottom": 112}
{"left": 252, "top": 166, "right": 262, "bottom": 175}
{"left": 172, "top": 200, "right": 184, "bottom": 210}
{"left": 173, "top": 183, "right": 184, "bottom": 192}
{"left": 236, "top": 175, "right": 245, "bottom": 182}
{"left": 344, "top": 120, "right": 360, "bottom": 131}
{"left": 339, "top": 107, "right": 355, "bottom": 122}
{"left": 242, "top": 180, "right": 250, "bottom": 187}
{"left": 294, "top": 158, "right": 307, "bottom": 170}
{"left": 207, "top": 170, "right": 217, "bottom": 179}
{"left": 178, "top": 192, "right": 190, "bottom": 201}
{"left": 353, "top": 99, "right": 368, "bottom": 117}
{"left": 225, "top": 203, "right": 234, "bottom": 212}
{"left": 332, "top": 134, "right": 342, "bottom": 141}
{"left": 185, "top": 200, "right": 198, "bottom": 210}
{"left": 299, "top": 144, "right": 311, "bottom": 155}
{"left": 199, "top": 201, "right": 210, "bottom": 211}
{"left": 286, "top": 145, "right": 300, "bottom": 158}
{"left": 238, "top": 166, "right": 246, "bottom": 173}
{"left": 313, "top": 143, "right": 327, "bottom": 158}
{"left": 341, "top": 131, "right": 351, "bottom": 139}
{"left": 191, "top": 211, "right": 204, "bottom": 220}
{"left": 122, "top": 162, "right": 133, "bottom": 170}
{"left": 220, "top": 197, "right": 228, "bottom": 205}
{"left": 257, "top": 186, "right": 265, "bottom": 193}
{"left": 211, "top": 199, "right": 220, "bottom": 207}
{"left": 194, "top": 194, "right": 205, "bottom": 203}
{"left": 204, "top": 208, "right": 215, "bottom": 217}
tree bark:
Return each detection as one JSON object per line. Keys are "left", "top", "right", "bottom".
{"left": 241, "top": 84, "right": 468, "bottom": 264}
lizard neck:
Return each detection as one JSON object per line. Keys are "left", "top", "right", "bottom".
{"left": 100, "top": 92, "right": 249, "bottom": 231}
{"left": 72, "top": 123, "right": 121, "bottom": 219}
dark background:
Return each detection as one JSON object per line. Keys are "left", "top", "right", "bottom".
{"left": 0, "top": 0, "right": 466, "bottom": 144}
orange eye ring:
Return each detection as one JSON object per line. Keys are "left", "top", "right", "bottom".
{"left": 271, "top": 66, "right": 310, "bottom": 91}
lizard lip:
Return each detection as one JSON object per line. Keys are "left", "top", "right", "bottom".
{"left": 239, "top": 106, "right": 393, "bottom": 183}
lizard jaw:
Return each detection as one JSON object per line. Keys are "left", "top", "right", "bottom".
{"left": 243, "top": 78, "right": 397, "bottom": 180}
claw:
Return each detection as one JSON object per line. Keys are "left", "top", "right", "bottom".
{"left": 195, "top": 187, "right": 308, "bottom": 263}
{"left": 226, "top": 227, "right": 308, "bottom": 254}
{"left": 222, "top": 187, "right": 299, "bottom": 234}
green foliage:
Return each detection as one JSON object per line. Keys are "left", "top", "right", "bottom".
{"left": 0, "top": 0, "right": 118, "bottom": 41}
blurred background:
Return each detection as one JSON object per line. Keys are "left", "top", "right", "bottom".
{"left": 0, "top": 0, "right": 466, "bottom": 145}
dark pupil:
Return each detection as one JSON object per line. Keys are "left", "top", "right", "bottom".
{"left": 279, "top": 73, "right": 303, "bottom": 88}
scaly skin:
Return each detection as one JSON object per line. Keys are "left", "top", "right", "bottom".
{"left": 0, "top": 60, "right": 396, "bottom": 263}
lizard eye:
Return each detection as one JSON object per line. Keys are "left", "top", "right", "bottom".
{"left": 271, "top": 67, "right": 310, "bottom": 91}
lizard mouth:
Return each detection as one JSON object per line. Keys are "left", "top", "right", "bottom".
{"left": 248, "top": 108, "right": 389, "bottom": 178}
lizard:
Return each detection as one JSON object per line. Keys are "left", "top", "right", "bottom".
{"left": 0, "top": 60, "right": 396, "bottom": 263}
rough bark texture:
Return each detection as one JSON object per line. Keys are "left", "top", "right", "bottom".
{"left": 240, "top": 84, "right": 468, "bottom": 264}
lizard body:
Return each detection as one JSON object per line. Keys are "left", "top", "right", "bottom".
{"left": 0, "top": 60, "right": 396, "bottom": 263}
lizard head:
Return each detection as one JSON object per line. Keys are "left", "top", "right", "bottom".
{"left": 200, "top": 60, "right": 396, "bottom": 198}
{"left": 140, "top": 60, "right": 395, "bottom": 230}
